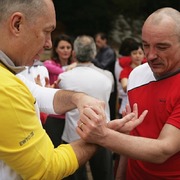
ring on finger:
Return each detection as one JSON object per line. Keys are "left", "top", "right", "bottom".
{"left": 79, "top": 122, "right": 84, "bottom": 129}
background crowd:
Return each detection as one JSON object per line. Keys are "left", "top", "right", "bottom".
{"left": 0, "top": 0, "right": 179, "bottom": 179}
{"left": 21, "top": 29, "right": 147, "bottom": 179}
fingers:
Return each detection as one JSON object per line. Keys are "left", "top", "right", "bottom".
{"left": 79, "top": 122, "right": 84, "bottom": 129}
{"left": 77, "top": 105, "right": 107, "bottom": 141}
{"left": 132, "top": 103, "right": 138, "bottom": 118}
{"left": 138, "top": 110, "right": 148, "bottom": 124}
{"left": 122, "top": 104, "right": 131, "bottom": 117}
{"left": 83, "top": 103, "right": 106, "bottom": 123}
{"left": 108, "top": 113, "right": 135, "bottom": 130}
{"left": 108, "top": 103, "right": 148, "bottom": 133}
{"left": 122, "top": 103, "right": 137, "bottom": 118}
{"left": 77, "top": 107, "right": 99, "bottom": 132}
{"left": 54, "top": 79, "right": 60, "bottom": 88}
{"left": 125, "top": 104, "right": 131, "bottom": 114}
{"left": 34, "top": 74, "right": 42, "bottom": 86}
{"left": 45, "top": 77, "right": 51, "bottom": 87}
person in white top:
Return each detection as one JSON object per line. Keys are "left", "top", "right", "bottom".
{"left": 19, "top": 59, "right": 49, "bottom": 87}
{"left": 58, "top": 35, "right": 114, "bottom": 180}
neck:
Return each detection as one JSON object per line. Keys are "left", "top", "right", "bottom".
{"left": 59, "top": 58, "right": 69, "bottom": 66}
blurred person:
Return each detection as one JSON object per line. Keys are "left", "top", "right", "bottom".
{"left": 59, "top": 35, "right": 114, "bottom": 180}
{"left": 76, "top": 7, "right": 180, "bottom": 180}
{"left": 19, "top": 59, "right": 49, "bottom": 87}
{"left": 18, "top": 59, "right": 50, "bottom": 124}
{"left": 119, "top": 41, "right": 145, "bottom": 115}
{"left": 44, "top": 34, "right": 75, "bottom": 84}
{"left": 43, "top": 34, "right": 74, "bottom": 147}
{"left": 115, "top": 37, "right": 138, "bottom": 119}
{"left": 93, "top": 32, "right": 117, "bottom": 120}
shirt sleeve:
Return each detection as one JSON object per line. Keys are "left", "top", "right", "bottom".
{"left": 16, "top": 73, "right": 59, "bottom": 114}
{"left": 0, "top": 76, "right": 79, "bottom": 180}
{"left": 44, "top": 60, "right": 64, "bottom": 75}
{"left": 119, "top": 68, "right": 127, "bottom": 80}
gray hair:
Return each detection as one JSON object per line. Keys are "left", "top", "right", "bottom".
{"left": 0, "top": 0, "right": 47, "bottom": 23}
{"left": 74, "top": 35, "right": 97, "bottom": 62}
{"left": 145, "top": 7, "right": 180, "bottom": 41}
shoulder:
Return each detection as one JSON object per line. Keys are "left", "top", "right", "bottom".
{"left": 1, "top": 67, "right": 34, "bottom": 107}
{"left": 128, "top": 63, "right": 155, "bottom": 90}
{"left": 105, "top": 46, "right": 115, "bottom": 55}
{"left": 91, "top": 65, "right": 114, "bottom": 81}
{"left": 44, "top": 60, "right": 57, "bottom": 66}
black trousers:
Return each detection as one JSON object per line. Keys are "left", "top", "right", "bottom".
{"left": 89, "top": 147, "right": 114, "bottom": 180}
{"left": 63, "top": 147, "right": 114, "bottom": 180}
{"left": 43, "top": 115, "right": 65, "bottom": 148}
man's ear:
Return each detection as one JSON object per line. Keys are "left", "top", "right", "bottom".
{"left": 10, "top": 12, "right": 23, "bottom": 35}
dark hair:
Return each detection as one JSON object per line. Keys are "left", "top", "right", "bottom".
{"left": 51, "top": 34, "right": 73, "bottom": 65}
{"left": 95, "top": 32, "right": 108, "bottom": 40}
{"left": 119, "top": 37, "right": 142, "bottom": 56}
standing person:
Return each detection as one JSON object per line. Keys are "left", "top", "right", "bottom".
{"left": 59, "top": 35, "right": 114, "bottom": 180}
{"left": 18, "top": 59, "right": 50, "bottom": 124}
{"left": 115, "top": 37, "right": 139, "bottom": 119}
{"left": 43, "top": 34, "right": 74, "bottom": 147}
{"left": 0, "top": 0, "right": 142, "bottom": 179}
{"left": 93, "top": 32, "right": 117, "bottom": 120}
{"left": 119, "top": 42, "right": 145, "bottom": 114}
{"left": 19, "top": 59, "right": 49, "bottom": 87}
{"left": 76, "top": 7, "right": 180, "bottom": 180}
{"left": 44, "top": 34, "right": 74, "bottom": 85}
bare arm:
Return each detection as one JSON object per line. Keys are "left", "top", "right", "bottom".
{"left": 121, "top": 78, "right": 128, "bottom": 93}
{"left": 100, "top": 124, "right": 180, "bottom": 163}
{"left": 70, "top": 140, "right": 99, "bottom": 167}
{"left": 77, "top": 106, "right": 180, "bottom": 163}
{"left": 53, "top": 90, "right": 105, "bottom": 115}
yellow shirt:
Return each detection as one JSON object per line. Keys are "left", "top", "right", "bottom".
{"left": 0, "top": 64, "right": 78, "bottom": 179}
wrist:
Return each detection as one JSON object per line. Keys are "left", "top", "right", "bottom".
{"left": 71, "top": 92, "right": 85, "bottom": 108}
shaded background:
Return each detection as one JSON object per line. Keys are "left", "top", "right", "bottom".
{"left": 39, "top": 0, "right": 179, "bottom": 59}
{"left": 53, "top": 0, "right": 179, "bottom": 37}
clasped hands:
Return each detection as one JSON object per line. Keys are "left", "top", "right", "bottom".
{"left": 76, "top": 103, "right": 148, "bottom": 144}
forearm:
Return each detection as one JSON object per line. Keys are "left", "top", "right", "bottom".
{"left": 99, "top": 129, "right": 170, "bottom": 163}
{"left": 53, "top": 90, "right": 85, "bottom": 114}
{"left": 70, "top": 140, "right": 100, "bottom": 167}
{"left": 53, "top": 90, "right": 105, "bottom": 115}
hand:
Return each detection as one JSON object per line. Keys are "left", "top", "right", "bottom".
{"left": 76, "top": 103, "right": 148, "bottom": 144}
{"left": 44, "top": 77, "right": 60, "bottom": 88}
{"left": 34, "top": 74, "right": 42, "bottom": 86}
{"left": 51, "top": 79, "right": 60, "bottom": 88}
{"left": 65, "top": 62, "right": 77, "bottom": 71}
{"left": 108, "top": 104, "right": 148, "bottom": 133}
{"left": 72, "top": 93, "right": 106, "bottom": 118}
{"left": 76, "top": 105, "right": 107, "bottom": 143}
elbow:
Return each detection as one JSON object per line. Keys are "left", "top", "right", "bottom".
{"left": 150, "top": 149, "right": 175, "bottom": 164}
{"left": 152, "top": 155, "right": 169, "bottom": 164}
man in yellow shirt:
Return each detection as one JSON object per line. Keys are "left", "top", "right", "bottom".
{"left": 0, "top": 0, "right": 147, "bottom": 179}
